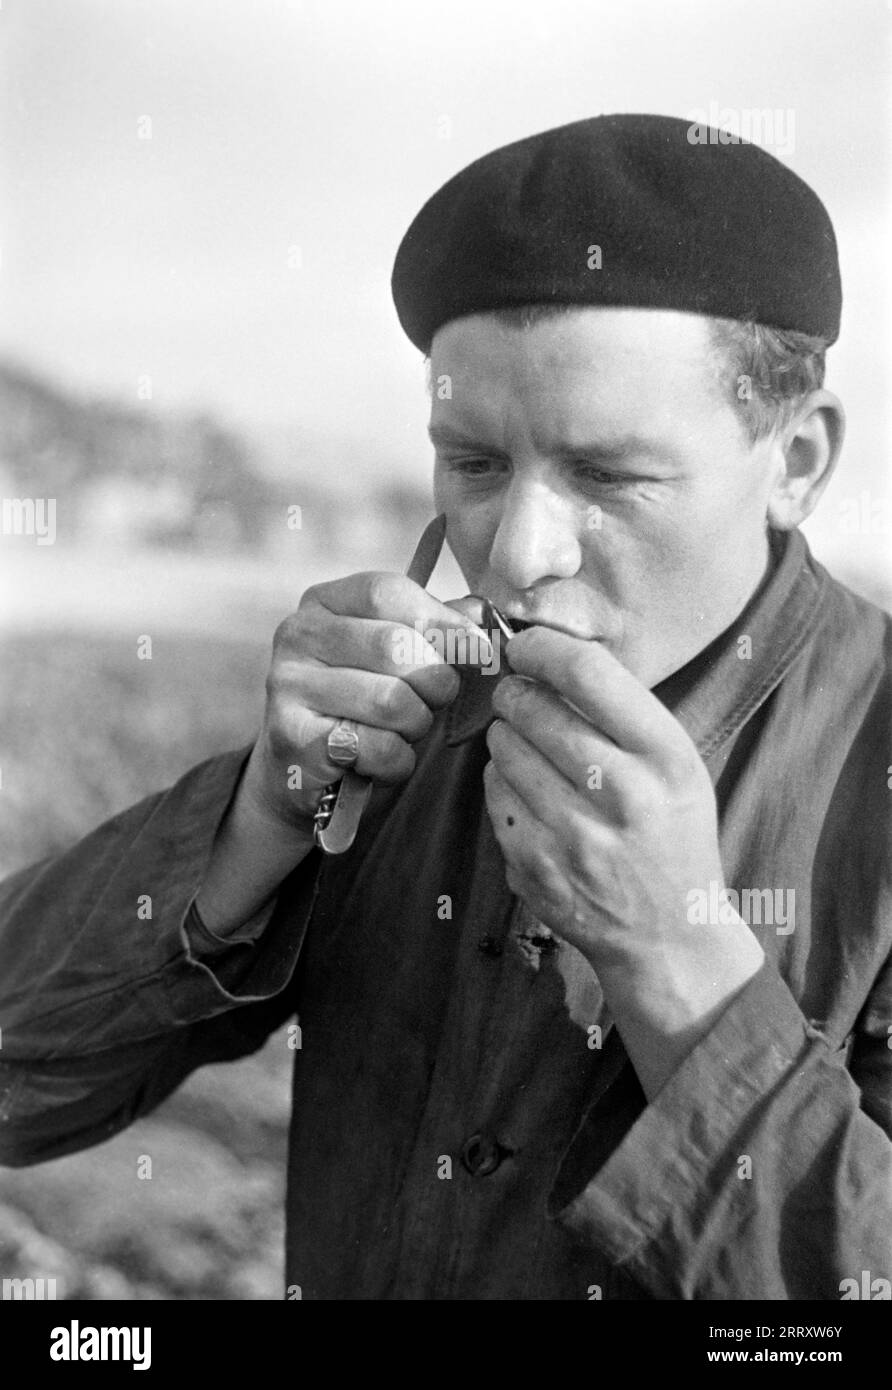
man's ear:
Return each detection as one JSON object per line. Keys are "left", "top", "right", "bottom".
{"left": 766, "top": 389, "right": 846, "bottom": 530}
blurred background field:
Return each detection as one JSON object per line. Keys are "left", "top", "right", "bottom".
{"left": 0, "top": 622, "right": 297, "bottom": 1300}
{"left": 0, "top": 362, "right": 444, "bottom": 1301}
{"left": 0, "top": 626, "right": 291, "bottom": 1299}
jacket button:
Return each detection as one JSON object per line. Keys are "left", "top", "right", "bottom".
{"left": 461, "top": 1133, "right": 507, "bottom": 1176}
{"left": 477, "top": 935, "right": 503, "bottom": 957}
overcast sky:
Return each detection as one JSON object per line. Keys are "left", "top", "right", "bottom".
{"left": 0, "top": 0, "right": 889, "bottom": 575}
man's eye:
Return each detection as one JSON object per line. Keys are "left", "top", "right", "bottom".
{"left": 574, "top": 464, "right": 634, "bottom": 490}
{"left": 445, "top": 458, "right": 504, "bottom": 478}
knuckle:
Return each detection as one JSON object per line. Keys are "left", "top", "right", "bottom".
{"left": 666, "top": 738, "right": 706, "bottom": 787}
{"left": 371, "top": 733, "right": 416, "bottom": 783}
{"left": 264, "top": 665, "right": 283, "bottom": 706}
{"left": 618, "top": 777, "right": 651, "bottom": 827}
{"left": 419, "top": 673, "right": 458, "bottom": 713}
{"left": 376, "top": 621, "right": 408, "bottom": 669}
{"left": 366, "top": 572, "right": 405, "bottom": 616}
{"left": 272, "top": 611, "right": 302, "bottom": 655}
{"left": 266, "top": 700, "right": 315, "bottom": 763}
{"left": 405, "top": 700, "right": 434, "bottom": 741}
{"left": 265, "top": 655, "right": 304, "bottom": 710}
{"left": 433, "top": 662, "right": 461, "bottom": 698}
{"left": 566, "top": 650, "right": 592, "bottom": 690}
{"left": 266, "top": 709, "right": 294, "bottom": 760}
{"left": 371, "top": 678, "right": 406, "bottom": 725}
{"left": 565, "top": 821, "right": 593, "bottom": 875}
{"left": 398, "top": 686, "right": 425, "bottom": 730}
{"left": 298, "top": 580, "right": 333, "bottom": 614}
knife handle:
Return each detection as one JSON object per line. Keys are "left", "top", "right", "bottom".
{"left": 312, "top": 513, "right": 447, "bottom": 855}
{"left": 312, "top": 768, "right": 373, "bottom": 855}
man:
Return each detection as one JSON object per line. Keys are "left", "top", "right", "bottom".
{"left": 0, "top": 114, "right": 890, "bottom": 1300}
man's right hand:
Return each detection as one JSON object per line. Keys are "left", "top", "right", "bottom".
{"left": 195, "top": 574, "right": 490, "bottom": 936}
{"left": 240, "top": 572, "right": 492, "bottom": 829}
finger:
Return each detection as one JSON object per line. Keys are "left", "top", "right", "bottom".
{"left": 288, "top": 610, "right": 462, "bottom": 708}
{"left": 310, "top": 572, "right": 494, "bottom": 652}
{"left": 504, "top": 627, "right": 689, "bottom": 758}
{"left": 482, "top": 759, "right": 543, "bottom": 863}
{"left": 443, "top": 594, "right": 489, "bottom": 629}
{"left": 486, "top": 717, "right": 594, "bottom": 834}
{"left": 483, "top": 761, "right": 577, "bottom": 912}
{"left": 298, "top": 579, "right": 494, "bottom": 688}
{"left": 282, "top": 664, "right": 436, "bottom": 741}
{"left": 484, "top": 761, "right": 602, "bottom": 952}
{"left": 271, "top": 702, "right": 417, "bottom": 785}
{"left": 491, "top": 675, "right": 624, "bottom": 793}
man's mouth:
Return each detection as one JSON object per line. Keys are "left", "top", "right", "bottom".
{"left": 488, "top": 605, "right": 602, "bottom": 641}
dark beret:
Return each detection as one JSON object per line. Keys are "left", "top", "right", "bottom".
{"left": 391, "top": 113, "right": 841, "bottom": 351}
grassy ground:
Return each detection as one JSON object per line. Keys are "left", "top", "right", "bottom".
{"left": 0, "top": 628, "right": 295, "bottom": 1300}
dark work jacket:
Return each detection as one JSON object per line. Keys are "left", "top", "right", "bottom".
{"left": 1, "top": 527, "right": 890, "bottom": 1299}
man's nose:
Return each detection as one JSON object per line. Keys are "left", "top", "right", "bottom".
{"left": 488, "top": 479, "right": 582, "bottom": 590}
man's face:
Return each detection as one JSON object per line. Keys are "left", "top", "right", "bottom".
{"left": 429, "top": 307, "right": 780, "bottom": 688}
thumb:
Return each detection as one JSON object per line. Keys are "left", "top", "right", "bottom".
{"left": 444, "top": 593, "right": 488, "bottom": 629}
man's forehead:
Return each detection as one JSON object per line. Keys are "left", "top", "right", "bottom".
{"left": 425, "top": 308, "right": 735, "bottom": 457}
{"left": 427, "top": 309, "right": 716, "bottom": 441}
{"left": 428, "top": 305, "right": 712, "bottom": 371}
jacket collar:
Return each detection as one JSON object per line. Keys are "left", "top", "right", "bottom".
{"left": 446, "top": 527, "right": 826, "bottom": 758}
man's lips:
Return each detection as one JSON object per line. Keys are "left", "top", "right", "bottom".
{"left": 475, "top": 597, "right": 606, "bottom": 642}
{"left": 499, "top": 613, "right": 604, "bottom": 641}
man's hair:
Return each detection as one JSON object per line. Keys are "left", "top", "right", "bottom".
{"left": 707, "top": 318, "right": 828, "bottom": 444}
{"left": 427, "top": 304, "right": 828, "bottom": 446}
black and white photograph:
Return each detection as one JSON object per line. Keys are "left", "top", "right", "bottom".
{"left": 0, "top": 0, "right": 889, "bottom": 1351}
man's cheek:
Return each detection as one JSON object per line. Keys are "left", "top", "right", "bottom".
{"left": 432, "top": 507, "right": 474, "bottom": 583}
{"left": 448, "top": 526, "right": 498, "bottom": 590}
{"left": 611, "top": 553, "right": 721, "bottom": 680}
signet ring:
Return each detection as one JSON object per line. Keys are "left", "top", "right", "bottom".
{"left": 327, "top": 718, "right": 361, "bottom": 768}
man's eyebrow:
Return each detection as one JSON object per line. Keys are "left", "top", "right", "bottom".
{"left": 427, "top": 423, "right": 500, "bottom": 450}
{"left": 427, "top": 422, "right": 667, "bottom": 462}
{"left": 552, "top": 437, "right": 664, "bottom": 462}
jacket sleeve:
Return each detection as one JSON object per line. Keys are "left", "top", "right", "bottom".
{"left": 0, "top": 749, "right": 323, "bottom": 1167}
{"left": 548, "top": 955, "right": 892, "bottom": 1299}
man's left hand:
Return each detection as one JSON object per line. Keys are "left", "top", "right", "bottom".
{"left": 484, "top": 626, "right": 766, "bottom": 1101}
